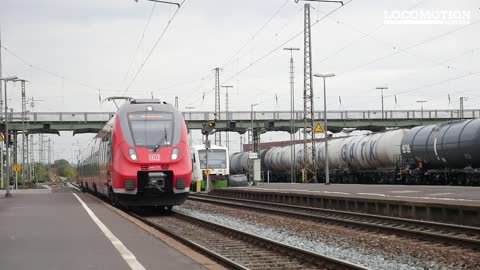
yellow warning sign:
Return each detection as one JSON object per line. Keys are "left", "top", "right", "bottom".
{"left": 13, "top": 164, "right": 22, "bottom": 172}
{"left": 204, "top": 169, "right": 211, "bottom": 175}
{"left": 0, "top": 134, "right": 3, "bottom": 141}
{"left": 314, "top": 123, "right": 324, "bottom": 133}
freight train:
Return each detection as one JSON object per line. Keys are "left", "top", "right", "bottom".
{"left": 230, "top": 119, "right": 480, "bottom": 185}
{"left": 77, "top": 99, "right": 192, "bottom": 209}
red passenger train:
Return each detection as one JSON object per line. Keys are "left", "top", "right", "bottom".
{"left": 77, "top": 99, "right": 192, "bottom": 209}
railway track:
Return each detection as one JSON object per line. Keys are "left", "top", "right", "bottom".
{"left": 69, "top": 183, "right": 364, "bottom": 269}
{"left": 188, "top": 193, "right": 480, "bottom": 251}
{"left": 130, "top": 210, "right": 367, "bottom": 270}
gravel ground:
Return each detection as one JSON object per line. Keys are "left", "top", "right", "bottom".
{"left": 177, "top": 201, "right": 480, "bottom": 270}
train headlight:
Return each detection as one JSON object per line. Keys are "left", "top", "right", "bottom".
{"left": 128, "top": 148, "right": 138, "bottom": 161}
{"left": 171, "top": 148, "right": 179, "bottom": 161}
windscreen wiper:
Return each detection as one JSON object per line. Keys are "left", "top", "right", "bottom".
{"left": 152, "top": 126, "right": 168, "bottom": 152}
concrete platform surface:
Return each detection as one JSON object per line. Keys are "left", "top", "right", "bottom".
{"left": 0, "top": 189, "right": 207, "bottom": 270}
{"left": 232, "top": 183, "right": 480, "bottom": 207}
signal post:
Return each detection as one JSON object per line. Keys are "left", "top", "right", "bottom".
{"left": 201, "top": 121, "right": 216, "bottom": 192}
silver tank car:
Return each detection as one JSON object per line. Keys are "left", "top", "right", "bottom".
{"left": 229, "top": 152, "right": 249, "bottom": 174}
{"left": 316, "top": 129, "right": 405, "bottom": 170}
{"left": 229, "top": 129, "right": 406, "bottom": 175}
{"left": 401, "top": 119, "right": 480, "bottom": 169}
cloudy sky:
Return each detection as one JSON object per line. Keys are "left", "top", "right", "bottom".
{"left": 1, "top": 0, "right": 479, "bottom": 161}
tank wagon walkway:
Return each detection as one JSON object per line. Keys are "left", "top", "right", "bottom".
{"left": 0, "top": 188, "right": 208, "bottom": 270}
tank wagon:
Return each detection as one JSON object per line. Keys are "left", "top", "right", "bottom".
{"left": 77, "top": 99, "right": 192, "bottom": 209}
{"left": 230, "top": 119, "right": 480, "bottom": 185}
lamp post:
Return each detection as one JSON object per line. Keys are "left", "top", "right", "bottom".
{"left": 417, "top": 100, "right": 427, "bottom": 124}
{"left": 459, "top": 97, "right": 468, "bottom": 119}
{"left": 314, "top": 73, "right": 335, "bottom": 185}
{"left": 376, "top": 86, "right": 388, "bottom": 119}
{"left": 1, "top": 76, "right": 19, "bottom": 198}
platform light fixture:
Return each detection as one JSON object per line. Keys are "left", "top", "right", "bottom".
{"left": 314, "top": 73, "right": 335, "bottom": 185}
{"left": 376, "top": 86, "right": 388, "bottom": 119}
{"left": 417, "top": 100, "right": 427, "bottom": 124}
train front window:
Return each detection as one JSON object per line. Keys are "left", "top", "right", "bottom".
{"left": 199, "top": 149, "right": 226, "bottom": 169}
{"left": 128, "top": 112, "right": 174, "bottom": 147}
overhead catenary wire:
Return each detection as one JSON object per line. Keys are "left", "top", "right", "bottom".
{"left": 337, "top": 16, "right": 480, "bottom": 77}
{"left": 122, "top": 0, "right": 187, "bottom": 97}
{"left": 121, "top": 3, "right": 158, "bottom": 88}
{"left": 342, "top": 70, "right": 480, "bottom": 110}
{"left": 183, "top": 1, "right": 300, "bottom": 108}
{"left": 194, "top": 0, "right": 354, "bottom": 104}
{"left": 1, "top": 45, "right": 99, "bottom": 91}
{"left": 315, "top": 0, "right": 431, "bottom": 65}
{"left": 220, "top": 0, "right": 292, "bottom": 70}
{"left": 337, "top": 45, "right": 480, "bottom": 110}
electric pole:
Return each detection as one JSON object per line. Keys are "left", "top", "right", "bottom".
{"left": 0, "top": 25, "right": 3, "bottom": 189}
{"left": 214, "top": 67, "right": 221, "bottom": 146}
{"left": 296, "top": 0, "right": 343, "bottom": 183}
{"left": 30, "top": 135, "right": 34, "bottom": 183}
{"left": 460, "top": 96, "right": 468, "bottom": 119}
{"left": 301, "top": 3, "right": 316, "bottom": 183}
{"left": 221, "top": 85, "right": 233, "bottom": 151}
{"left": 19, "top": 80, "right": 27, "bottom": 188}
{"left": 48, "top": 138, "right": 51, "bottom": 181}
{"left": 0, "top": 24, "right": 3, "bottom": 111}
{"left": 39, "top": 134, "right": 43, "bottom": 165}
{"left": 284, "top": 47, "right": 300, "bottom": 183}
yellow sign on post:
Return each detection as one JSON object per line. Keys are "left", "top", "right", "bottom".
{"left": 204, "top": 169, "right": 211, "bottom": 175}
{"left": 13, "top": 164, "right": 22, "bottom": 172}
{"left": 314, "top": 123, "right": 325, "bottom": 133}
{"left": 0, "top": 134, "right": 4, "bottom": 141}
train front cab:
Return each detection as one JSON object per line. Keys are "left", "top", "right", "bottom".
{"left": 109, "top": 101, "right": 192, "bottom": 207}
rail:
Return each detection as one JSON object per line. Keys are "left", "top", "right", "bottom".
{"left": 132, "top": 210, "right": 366, "bottom": 270}
{"left": 189, "top": 194, "right": 480, "bottom": 251}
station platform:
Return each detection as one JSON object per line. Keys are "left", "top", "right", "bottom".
{"left": 0, "top": 187, "right": 211, "bottom": 270}
{"left": 210, "top": 183, "right": 480, "bottom": 227}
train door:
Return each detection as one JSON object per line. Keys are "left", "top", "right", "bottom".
{"left": 191, "top": 149, "right": 202, "bottom": 183}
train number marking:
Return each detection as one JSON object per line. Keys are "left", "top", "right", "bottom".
{"left": 149, "top": 154, "right": 161, "bottom": 161}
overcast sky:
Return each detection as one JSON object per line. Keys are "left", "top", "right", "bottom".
{"left": 1, "top": 0, "right": 479, "bottom": 162}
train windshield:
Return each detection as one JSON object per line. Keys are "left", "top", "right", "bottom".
{"left": 198, "top": 149, "right": 227, "bottom": 169}
{"left": 128, "top": 112, "right": 175, "bottom": 147}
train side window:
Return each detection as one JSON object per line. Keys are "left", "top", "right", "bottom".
{"left": 108, "top": 132, "right": 113, "bottom": 162}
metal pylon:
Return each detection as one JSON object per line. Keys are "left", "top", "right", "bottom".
{"left": 21, "top": 80, "right": 26, "bottom": 188}
{"left": 221, "top": 85, "right": 233, "bottom": 151}
{"left": 213, "top": 67, "right": 221, "bottom": 146}
{"left": 302, "top": 3, "right": 317, "bottom": 183}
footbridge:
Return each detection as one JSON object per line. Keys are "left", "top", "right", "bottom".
{"left": 2, "top": 109, "right": 479, "bottom": 134}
